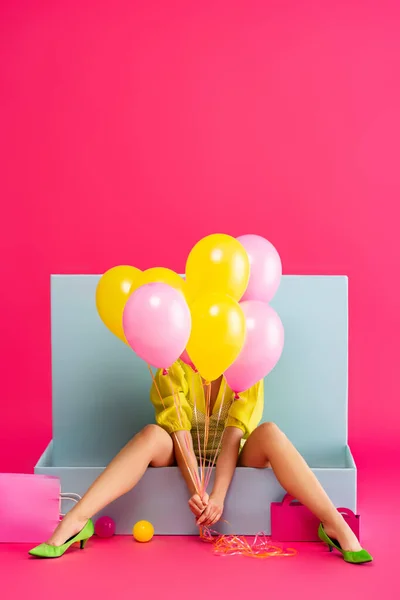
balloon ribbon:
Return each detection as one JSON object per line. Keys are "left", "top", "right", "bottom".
{"left": 200, "top": 526, "right": 297, "bottom": 558}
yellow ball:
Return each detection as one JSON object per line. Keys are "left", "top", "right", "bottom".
{"left": 133, "top": 520, "right": 154, "bottom": 543}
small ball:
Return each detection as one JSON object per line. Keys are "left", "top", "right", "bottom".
{"left": 95, "top": 516, "right": 116, "bottom": 538}
{"left": 133, "top": 520, "right": 154, "bottom": 543}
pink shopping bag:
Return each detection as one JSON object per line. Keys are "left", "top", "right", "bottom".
{"left": 0, "top": 473, "right": 61, "bottom": 543}
{"left": 271, "top": 493, "right": 360, "bottom": 542}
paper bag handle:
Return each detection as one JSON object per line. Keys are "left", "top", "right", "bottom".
{"left": 281, "top": 493, "right": 301, "bottom": 506}
{"left": 337, "top": 507, "right": 358, "bottom": 519}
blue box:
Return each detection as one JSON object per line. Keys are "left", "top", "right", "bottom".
{"left": 35, "top": 275, "right": 356, "bottom": 535}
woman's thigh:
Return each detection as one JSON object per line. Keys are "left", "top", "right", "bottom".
{"left": 238, "top": 423, "right": 273, "bottom": 468}
{"left": 140, "top": 424, "right": 175, "bottom": 467}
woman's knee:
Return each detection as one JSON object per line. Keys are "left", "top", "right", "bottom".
{"left": 138, "top": 424, "right": 172, "bottom": 448}
{"left": 141, "top": 423, "right": 163, "bottom": 437}
{"left": 126, "top": 424, "right": 163, "bottom": 446}
{"left": 258, "top": 421, "right": 281, "bottom": 437}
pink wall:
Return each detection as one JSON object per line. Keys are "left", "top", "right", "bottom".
{"left": 1, "top": 1, "right": 399, "bottom": 473}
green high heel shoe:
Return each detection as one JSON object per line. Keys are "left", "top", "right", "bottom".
{"left": 318, "top": 523, "right": 373, "bottom": 564}
{"left": 29, "top": 519, "right": 94, "bottom": 559}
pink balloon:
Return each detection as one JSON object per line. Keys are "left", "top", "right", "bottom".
{"left": 123, "top": 283, "right": 191, "bottom": 369}
{"left": 95, "top": 516, "right": 116, "bottom": 538}
{"left": 225, "top": 301, "right": 284, "bottom": 393}
{"left": 237, "top": 235, "right": 282, "bottom": 303}
{"left": 180, "top": 349, "right": 196, "bottom": 370}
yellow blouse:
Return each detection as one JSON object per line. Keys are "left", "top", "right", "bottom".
{"left": 150, "top": 361, "right": 264, "bottom": 459}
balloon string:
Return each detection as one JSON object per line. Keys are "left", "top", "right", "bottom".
{"left": 204, "top": 391, "right": 235, "bottom": 490}
{"left": 203, "top": 382, "right": 211, "bottom": 472}
{"left": 149, "top": 364, "right": 201, "bottom": 494}
{"left": 165, "top": 373, "right": 201, "bottom": 494}
{"left": 204, "top": 381, "right": 228, "bottom": 490}
{"left": 147, "top": 364, "right": 166, "bottom": 410}
{"left": 200, "top": 526, "right": 297, "bottom": 559}
{"left": 173, "top": 431, "right": 201, "bottom": 496}
{"left": 192, "top": 370, "right": 205, "bottom": 494}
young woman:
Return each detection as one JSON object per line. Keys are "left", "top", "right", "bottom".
{"left": 29, "top": 361, "right": 372, "bottom": 563}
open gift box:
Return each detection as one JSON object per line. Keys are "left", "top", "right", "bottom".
{"left": 35, "top": 274, "right": 356, "bottom": 535}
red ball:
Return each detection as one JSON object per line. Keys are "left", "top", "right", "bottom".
{"left": 95, "top": 516, "right": 116, "bottom": 538}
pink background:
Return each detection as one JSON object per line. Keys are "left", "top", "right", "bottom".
{"left": 1, "top": 1, "right": 399, "bottom": 473}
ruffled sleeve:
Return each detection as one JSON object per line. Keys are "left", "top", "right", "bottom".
{"left": 225, "top": 380, "right": 264, "bottom": 438}
{"left": 150, "top": 362, "right": 192, "bottom": 434}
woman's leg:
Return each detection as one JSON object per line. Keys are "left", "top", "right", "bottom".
{"left": 239, "top": 422, "right": 361, "bottom": 552}
{"left": 48, "top": 424, "right": 174, "bottom": 546}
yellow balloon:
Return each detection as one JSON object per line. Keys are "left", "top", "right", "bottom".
{"left": 187, "top": 293, "right": 246, "bottom": 382}
{"left": 96, "top": 265, "right": 141, "bottom": 342}
{"left": 133, "top": 520, "right": 154, "bottom": 543}
{"left": 130, "top": 267, "right": 186, "bottom": 298}
{"left": 185, "top": 234, "right": 250, "bottom": 302}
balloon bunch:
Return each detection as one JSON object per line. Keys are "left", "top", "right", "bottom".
{"left": 97, "top": 239, "right": 285, "bottom": 559}
{"left": 95, "top": 233, "right": 284, "bottom": 393}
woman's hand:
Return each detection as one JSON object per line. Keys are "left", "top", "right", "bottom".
{"left": 196, "top": 492, "right": 224, "bottom": 527}
{"left": 188, "top": 493, "right": 209, "bottom": 518}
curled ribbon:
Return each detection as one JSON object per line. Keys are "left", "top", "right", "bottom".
{"left": 200, "top": 527, "right": 297, "bottom": 559}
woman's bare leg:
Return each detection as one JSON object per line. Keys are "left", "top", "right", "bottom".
{"left": 48, "top": 424, "right": 174, "bottom": 546}
{"left": 239, "top": 422, "right": 361, "bottom": 552}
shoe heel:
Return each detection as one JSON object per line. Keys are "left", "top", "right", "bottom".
{"left": 80, "top": 538, "right": 89, "bottom": 550}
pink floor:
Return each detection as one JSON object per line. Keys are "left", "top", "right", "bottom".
{"left": 1, "top": 466, "right": 399, "bottom": 600}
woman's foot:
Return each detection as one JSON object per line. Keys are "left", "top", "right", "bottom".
{"left": 322, "top": 520, "right": 362, "bottom": 552}
{"left": 47, "top": 513, "right": 89, "bottom": 547}
{"left": 29, "top": 519, "right": 94, "bottom": 558}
